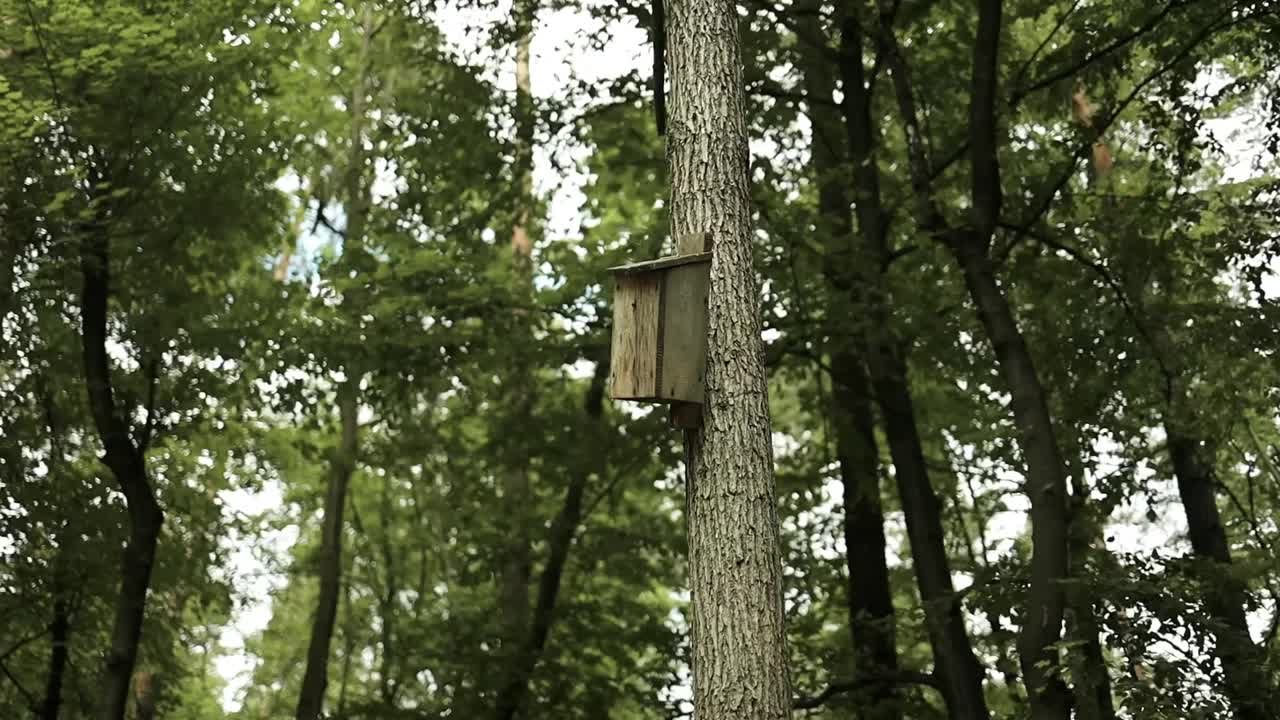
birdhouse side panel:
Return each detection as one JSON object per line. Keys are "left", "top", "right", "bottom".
{"left": 658, "top": 261, "right": 710, "bottom": 403}
{"left": 609, "top": 274, "right": 662, "bottom": 400}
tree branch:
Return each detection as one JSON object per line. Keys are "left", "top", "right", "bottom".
{"left": 793, "top": 670, "right": 940, "bottom": 710}
{"left": 747, "top": 80, "right": 839, "bottom": 109}
{"left": 1008, "top": 0, "right": 1086, "bottom": 96}
{"left": 0, "top": 627, "right": 50, "bottom": 663}
{"left": 494, "top": 354, "right": 608, "bottom": 720}
{"left": 996, "top": 220, "right": 1177, "bottom": 398}
{"left": 139, "top": 354, "right": 161, "bottom": 452}
{"left": 875, "top": 1, "right": 948, "bottom": 234}
{"left": 0, "top": 657, "right": 38, "bottom": 710}
{"left": 1010, "top": 7, "right": 1239, "bottom": 238}
{"left": 1009, "top": 0, "right": 1200, "bottom": 105}
{"left": 969, "top": 0, "right": 1004, "bottom": 243}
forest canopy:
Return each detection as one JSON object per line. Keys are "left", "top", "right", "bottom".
{"left": 2, "top": 0, "right": 1280, "bottom": 718}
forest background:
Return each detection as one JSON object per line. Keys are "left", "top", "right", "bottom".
{"left": 2, "top": 0, "right": 1280, "bottom": 718}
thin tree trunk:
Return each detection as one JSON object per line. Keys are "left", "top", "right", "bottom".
{"left": 39, "top": 398, "right": 72, "bottom": 720}
{"left": 377, "top": 474, "right": 399, "bottom": 706}
{"left": 335, "top": 570, "right": 355, "bottom": 718}
{"left": 876, "top": 3, "right": 1072, "bottom": 716}
{"left": 950, "top": 245, "right": 1071, "bottom": 720}
{"left": 494, "top": 355, "right": 608, "bottom": 720}
{"left": 40, "top": 594, "right": 70, "bottom": 720}
{"left": 295, "top": 9, "right": 373, "bottom": 715}
{"left": 499, "top": 0, "right": 536, "bottom": 679}
{"left": 875, "top": 369, "right": 993, "bottom": 720}
{"left": 811, "top": 6, "right": 992, "bottom": 718}
{"left": 796, "top": 7, "right": 900, "bottom": 714}
{"left": 80, "top": 224, "right": 164, "bottom": 720}
{"left": 1166, "top": 425, "right": 1272, "bottom": 720}
{"left": 295, "top": 382, "right": 359, "bottom": 720}
{"left": 1064, "top": 454, "right": 1117, "bottom": 720}
{"left": 667, "top": 0, "right": 792, "bottom": 717}
{"left": 830, "top": 353, "right": 901, "bottom": 720}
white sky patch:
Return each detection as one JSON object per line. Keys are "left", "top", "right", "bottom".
{"left": 216, "top": 479, "right": 299, "bottom": 710}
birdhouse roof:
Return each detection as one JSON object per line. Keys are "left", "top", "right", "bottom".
{"left": 607, "top": 251, "right": 712, "bottom": 276}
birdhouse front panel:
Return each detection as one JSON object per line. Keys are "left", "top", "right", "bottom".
{"left": 610, "top": 273, "right": 662, "bottom": 399}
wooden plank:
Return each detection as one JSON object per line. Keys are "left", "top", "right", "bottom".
{"left": 608, "top": 251, "right": 711, "bottom": 276}
{"left": 658, "top": 261, "right": 710, "bottom": 403}
{"left": 669, "top": 401, "right": 704, "bottom": 428}
{"left": 609, "top": 273, "right": 661, "bottom": 400}
{"left": 676, "top": 231, "right": 713, "bottom": 256}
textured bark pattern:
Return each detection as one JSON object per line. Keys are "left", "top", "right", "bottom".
{"left": 667, "top": 0, "right": 791, "bottom": 717}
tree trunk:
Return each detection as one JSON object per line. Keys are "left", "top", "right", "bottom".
{"left": 499, "top": 0, "right": 537, "bottom": 677}
{"left": 377, "top": 474, "right": 399, "bottom": 706}
{"left": 1065, "top": 474, "right": 1117, "bottom": 720}
{"left": 40, "top": 594, "right": 70, "bottom": 720}
{"left": 795, "top": 6, "right": 901, "bottom": 716}
{"left": 830, "top": 354, "right": 902, "bottom": 719}
{"left": 951, "top": 244, "right": 1071, "bottom": 720}
{"left": 80, "top": 224, "right": 165, "bottom": 720}
{"left": 810, "top": 5, "right": 992, "bottom": 718}
{"left": 295, "top": 9, "right": 374, "bottom": 715}
{"left": 494, "top": 355, "right": 608, "bottom": 720}
{"left": 1166, "top": 425, "right": 1272, "bottom": 720}
{"left": 666, "top": 0, "right": 792, "bottom": 717}
{"left": 295, "top": 382, "right": 359, "bottom": 720}
{"left": 873, "top": 1, "right": 1073, "bottom": 714}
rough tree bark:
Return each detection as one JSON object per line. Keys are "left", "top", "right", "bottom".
{"left": 494, "top": 354, "right": 608, "bottom": 720}
{"left": 667, "top": 0, "right": 792, "bottom": 717}
{"left": 80, "top": 220, "right": 164, "bottom": 720}
{"left": 295, "top": 381, "right": 359, "bottom": 720}
{"left": 797, "top": 7, "right": 900, "bottom": 717}
{"left": 877, "top": 3, "right": 1072, "bottom": 718}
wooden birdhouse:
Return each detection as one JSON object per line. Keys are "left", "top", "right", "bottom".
{"left": 608, "top": 248, "right": 712, "bottom": 406}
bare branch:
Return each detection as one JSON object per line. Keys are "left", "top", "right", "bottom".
{"left": 969, "top": 0, "right": 1004, "bottom": 242}
{"left": 1009, "top": 0, "right": 1202, "bottom": 105}
{"left": 793, "top": 670, "right": 940, "bottom": 710}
